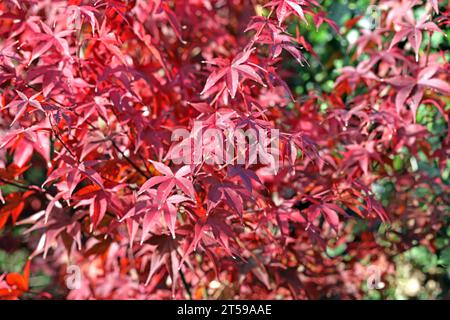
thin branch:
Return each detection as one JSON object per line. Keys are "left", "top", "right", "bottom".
{"left": 179, "top": 268, "right": 193, "bottom": 300}
{"left": 26, "top": 84, "right": 151, "bottom": 179}
{"left": 0, "top": 178, "right": 49, "bottom": 194}
{"left": 109, "top": 141, "right": 150, "bottom": 179}
{"left": 48, "top": 115, "right": 78, "bottom": 160}
{"left": 425, "top": 31, "right": 432, "bottom": 66}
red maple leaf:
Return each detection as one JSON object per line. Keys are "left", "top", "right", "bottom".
{"left": 201, "top": 49, "right": 264, "bottom": 99}
{"left": 389, "top": 13, "right": 443, "bottom": 61}
{"left": 385, "top": 65, "right": 450, "bottom": 121}
{"left": 139, "top": 161, "right": 195, "bottom": 206}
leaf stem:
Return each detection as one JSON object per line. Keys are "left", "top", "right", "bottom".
{"left": 179, "top": 268, "right": 193, "bottom": 300}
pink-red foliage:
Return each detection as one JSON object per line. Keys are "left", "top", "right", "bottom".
{"left": 0, "top": 0, "right": 448, "bottom": 299}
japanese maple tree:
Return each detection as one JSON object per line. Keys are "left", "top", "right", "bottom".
{"left": 0, "top": 0, "right": 449, "bottom": 300}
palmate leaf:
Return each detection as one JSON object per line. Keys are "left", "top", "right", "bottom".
{"left": 139, "top": 161, "right": 195, "bottom": 206}
{"left": 265, "top": 0, "right": 309, "bottom": 26}
{"left": 389, "top": 13, "right": 443, "bottom": 61}
{"left": 385, "top": 64, "right": 450, "bottom": 121}
{"left": 0, "top": 0, "right": 447, "bottom": 300}
{"left": 201, "top": 48, "right": 264, "bottom": 99}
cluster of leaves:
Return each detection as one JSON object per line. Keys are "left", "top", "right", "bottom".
{"left": 0, "top": 0, "right": 449, "bottom": 299}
